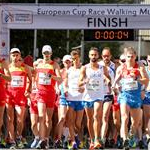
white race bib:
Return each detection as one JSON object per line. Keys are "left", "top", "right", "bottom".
{"left": 87, "top": 79, "right": 101, "bottom": 91}
{"left": 123, "top": 78, "right": 138, "bottom": 91}
{"left": 38, "top": 72, "right": 51, "bottom": 85}
{"left": 11, "top": 76, "right": 24, "bottom": 87}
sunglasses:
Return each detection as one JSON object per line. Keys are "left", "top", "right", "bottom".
{"left": 43, "top": 51, "right": 51, "bottom": 55}
{"left": 127, "top": 55, "right": 134, "bottom": 58}
{"left": 121, "top": 59, "right": 126, "bottom": 63}
{"left": 102, "top": 55, "right": 110, "bottom": 58}
{"left": 64, "top": 60, "right": 72, "bottom": 63}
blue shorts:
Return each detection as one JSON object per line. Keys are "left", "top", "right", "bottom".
{"left": 83, "top": 101, "right": 94, "bottom": 108}
{"left": 118, "top": 92, "right": 142, "bottom": 108}
{"left": 67, "top": 101, "right": 84, "bottom": 111}
{"left": 83, "top": 99, "right": 103, "bottom": 108}
{"left": 59, "top": 95, "right": 68, "bottom": 106}
{"left": 143, "top": 92, "right": 150, "bottom": 105}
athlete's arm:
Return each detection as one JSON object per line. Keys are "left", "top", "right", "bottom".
{"left": 52, "top": 62, "right": 62, "bottom": 83}
{"left": 1, "top": 60, "right": 11, "bottom": 81}
{"left": 25, "top": 64, "right": 32, "bottom": 93}
{"left": 112, "top": 65, "right": 122, "bottom": 88}
{"left": 103, "top": 66, "right": 111, "bottom": 86}
{"left": 78, "top": 65, "right": 86, "bottom": 87}
{"left": 63, "top": 70, "right": 68, "bottom": 93}
{"left": 138, "top": 64, "right": 149, "bottom": 86}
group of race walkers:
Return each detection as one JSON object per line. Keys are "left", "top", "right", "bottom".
{"left": 0, "top": 45, "right": 150, "bottom": 150}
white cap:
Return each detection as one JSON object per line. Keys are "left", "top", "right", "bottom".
{"left": 120, "top": 54, "right": 126, "bottom": 60}
{"left": 42, "top": 45, "right": 52, "bottom": 53}
{"left": 10, "top": 48, "right": 21, "bottom": 53}
{"left": 62, "top": 55, "right": 72, "bottom": 62}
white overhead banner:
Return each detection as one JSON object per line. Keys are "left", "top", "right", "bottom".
{"left": 1, "top": 4, "right": 150, "bottom": 29}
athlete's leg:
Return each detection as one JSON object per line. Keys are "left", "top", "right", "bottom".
{"left": 130, "top": 108, "right": 141, "bottom": 136}
{"left": 101, "top": 101, "right": 112, "bottom": 140}
{"left": 0, "top": 106, "right": 5, "bottom": 137}
{"left": 75, "top": 110, "right": 84, "bottom": 134}
{"left": 30, "top": 113, "right": 39, "bottom": 137}
{"left": 15, "top": 106, "right": 26, "bottom": 138}
{"left": 6, "top": 104, "right": 15, "bottom": 142}
{"left": 67, "top": 106, "right": 76, "bottom": 142}
{"left": 120, "top": 103, "right": 130, "bottom": 141}
{"left": 143, "top": 105, "right": 150, "bottom": 138}
{"left": 57, "top": 105, "right": 68, "bottom": 139}
{"left": 37, "top": 102, "right": 47, "bottom": 140}
{"left": 84, "top": 107, "right": 94, "bottom": 142}
{"left": 45, "top": 107, "right": 54, "bottom": 139}
{"left": 93, "top": 101, "right": 103, "bottom": 142}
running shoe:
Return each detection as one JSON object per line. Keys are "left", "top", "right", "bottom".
{"left": 0, "top": 137, "right": 6, "bottom": 148}
{"left": 36, "top": 140, "right": 47, "bottom": 149}
{"left": 16, "top": 138, "right": 25, "bottom": 149}
{"left": 138, "top": 140, "right": 145, "bottom": 149}
{"left": 89, "top": 142, "right": 94, "bottom": 150}
{"left": 94, "top": 141, "right": 103, "bottom": 149}
{"left": 63, "top": 141, "right": 68, "bottom": 149}
{"left": 75, "top": 135, "right": 81, "bottom": 148}
{"left": 54, "top": 139, "right": 62, "bottom": 148}
{"left": 8, "top": 142, "right": 16, "bottom": 149}
{"left": 129, "top": 135, "right": 136, "bottom": 148}
{"left": 124, "top": 139, "right": 130, "bottom": 150}
{"left": 117, "top": 136, "right": 123, "bottom": 149}
{"left": 21, "top": 137, "right": 28, "bottom": 147}
{"left": 68, "top": 141, "right": 78, "bottom": 150}
{"left": 30, "top": 137, "right": 40, "bottom": 148}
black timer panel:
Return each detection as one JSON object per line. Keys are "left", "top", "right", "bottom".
{"left": 84, "top": 29, "right": 134, "bottom": 41}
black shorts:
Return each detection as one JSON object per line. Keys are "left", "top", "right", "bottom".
{"left": 103, "top": 94, "right": 114, "bottom": 103}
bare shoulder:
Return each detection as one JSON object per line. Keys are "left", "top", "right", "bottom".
{"left": 53, "top": 61, "right": 60, "bottom": 69}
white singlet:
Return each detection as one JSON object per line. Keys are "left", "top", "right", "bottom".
{"left": 83, "top": 63, "right": 105, "bottom": 102}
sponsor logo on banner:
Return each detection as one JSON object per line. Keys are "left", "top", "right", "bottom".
{"left": 2, "top": 10, "right": 33, "bottom": 24}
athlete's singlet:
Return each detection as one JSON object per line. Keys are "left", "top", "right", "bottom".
{"left": 35, "top": 61, "right": 56, "bottom": 108}
{"left": 0, "top": 59, "right": 6, "bottom": 106}
{"left": 6, "top": 63, "right": 27, "bottom": 106}
{"left": 66, "top": 67, "right": 83, "bottom": 101}
{"left": 99, "top": 61, "right": 115, "bottom": 94}
{"left": 83, "top": 64, "right": 105, "bottom": 102}
{"left": 118, "top": 63, "right": 142, "bottom": 108}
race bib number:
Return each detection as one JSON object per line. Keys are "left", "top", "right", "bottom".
{"left": 38, "top": 72, "right": 51, "bottom": 85}
{"left": 123, "top": 79, "right": 138, "bottom": 91}
{"left": 11, "top": 76, "right": 24, "bottom": 87}
{"left": 87, "top": 79, "right": 101, "bottom": 91}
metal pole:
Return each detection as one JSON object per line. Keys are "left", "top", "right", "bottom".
{"left": 138, "top": 34, "right": 141, "bottom": 61}
{"left": 33, "top": 0, "right": 38, "bottom": 60}
{"left": 81, "top": 30, "right": 84, "bottom": 63}
{"left": 66, "top": 30, "right": 70, "bottom": 54}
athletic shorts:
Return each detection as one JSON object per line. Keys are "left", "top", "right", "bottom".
{"left": 30, "top": 92, "right": 38, "bottom": 114}
{"left": 112, "top": 95, "right": 120, "bottom": 111}
{"left": 103, "top": 94, "right": 114, "bottom": 103}
{"left": 118, "top": 92, "right": 142, "bottom": 108}
{"left": 59, "top": 95, "right": 68, "bottom": 106}
{"left": 83, "top": 101, "right": 94, "bottom": 108}
{"left": 35, "top": 90, "right": 56, "bottom": 108}
{"left": 6, "top": 90, "right": 27, "bottom": 107}
{"left": 83, "top": 99, "right": 103, "bottom": 108}
{"left": 67, "top": 101, "right": 84, "bottom": 111}
{"left": 143, "top": 92, "right": 150, "bottom": 105}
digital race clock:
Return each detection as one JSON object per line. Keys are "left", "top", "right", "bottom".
{"left": 84, "top": 29, "right": 134, "bottom": 41}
